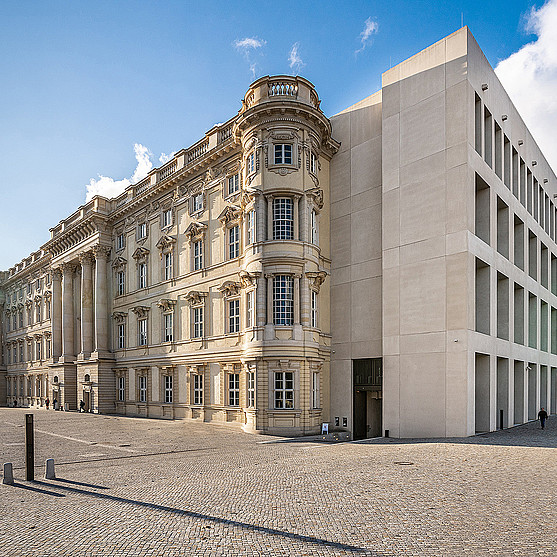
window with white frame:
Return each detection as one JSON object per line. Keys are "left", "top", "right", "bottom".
{"left": 12, "top": 313, "right": 16, "bottom": 330}
{"left": 273, "top": 198, "right": 293, "bottom": 240}
{"left": 118, "top": 323, "right": 126, "bottom": 349}
{"left": 138, "top": 375, "right": 147, "bottom": 402}
{"left": 116, "top": 233, "right": 125, "bottom": 250}
{"left": 228, "top": 225, "right": 240, "bottom": 259}
{"left": 138, "top": 263, "right": 147, "bottom": 289}
{"left": 274, "top": 371, "right": 294, "bottom": 409}
{"left": 117, "top": 271, "right": 125, "bottom": 296}
{"left": 193, "top": 239, "right": 203, "bottom": 271}
{"left": 193, "top": 374, "right": 203, "bottom": 405}
{"left": 310, "top": 151, "right": 317, "bottom": 174}
{"left": 19, "top": 310, "right": 23, "bottom": 328}
{"left": 163, "top": 252, "right": 173, "bottom": 281}
{"left": 228, "top": 299, "right": 240, "bottom": 333}
{"left": 164, "top": 375, "right": 173, "bottom": 403}
{"left": 162, "top": 209, "right": 172, "bottom": 228}
{"left": 138, "top": 318, "right": 148, "bottom": 346}
{"left": 246, "top": 290, "right": 255, "bottom": 328}
{"left": 192, "top": 192, "right": 203, "bottom": 213}
{"left": 310, "top": 209, "right": 318, "bottom": 244}
{"left": 118, "top": 376, "right": 125, "bottom": 401}
{"left": 163, "top": 312, "right": 173, "bottom": 342}
{"left": 193, "top": 306, "right": 203, "bottom": 338}
{"left": 19, "top": 344, "right": 23, "bottom": 362}
{"left": 247, "top": 372, "right": 255, "bottom": 408}
{"left": 36, "top": 339, "right": 41, "bottom": 361}
{"left": 46, "top": 339, "right": 51, "bottom": 359}
{"left": 312, "top": 371, "right": 320, "bottom": 408}
{"left": 228, "top": 373, "right": 240, "bottom": 406}
{"left": 273, "top": 275, "right": 294, "bottom": 325}
{"left": 36, "top": 304, "right": 41, "bottom": 323}
{"left": 247, "top": 152, "right": 255, "bottom": 175}
{"left": 311, "top": 290, "right": 318, "bottom": 328}
{"left": 138, "top": 222, "right": 147, "bottom": 239}
{"left": 227, "top": 173, "right": 240, "bottom": 196}
{"left": 246, "top": 209, "right": 256, "bottom": 245}
{"left": 274, "top": 143, "right": 292, "bottom": 165}
{"left": 7, "top": 346, "right": 11, "bottom": 365}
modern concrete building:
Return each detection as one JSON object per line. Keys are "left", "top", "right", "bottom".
{"left": 1, "top": 27, "right": 556, "bottom": 438}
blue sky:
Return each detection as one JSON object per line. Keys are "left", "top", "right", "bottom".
{"left": 1, "top": 0, "right": 554, "bottom": 270}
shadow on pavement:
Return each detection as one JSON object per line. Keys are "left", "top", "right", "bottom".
{"left": 12, "top": 481, "right": 65, "bottom": 497}
{"left": 54, "top": 478, "right": 109, "bottom": 489}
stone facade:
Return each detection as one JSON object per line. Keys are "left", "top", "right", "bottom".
{"left": 2, "top": 28, "right": 557, "bottom": 438}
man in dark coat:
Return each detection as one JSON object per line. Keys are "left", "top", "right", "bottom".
{"left": 538, "top": 407, "right": 548, "bottom": 429}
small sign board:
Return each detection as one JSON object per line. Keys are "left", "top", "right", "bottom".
{"left": 321, "top": 423, "right": 329, "bottom": 434}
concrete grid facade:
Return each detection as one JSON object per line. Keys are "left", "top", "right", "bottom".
{"left": 1, "top": 27, "right": 556, "bottom": 438}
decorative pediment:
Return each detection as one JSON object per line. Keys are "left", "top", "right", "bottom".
{"left": 34, "top": 295, "right": 42, "bottom": 305}
{"left": 218, "top": 205, "right": 241, "bottom": 226}
{"left": 132, "top": 247, "right": 149, "bottom": 261}
{"left": 184, "top": 221, "right": 207, "bottom": 240}
{"left": 239, "top": 270, "right": 261, "bottom": 288}
{"left": 111, "top": 311, "right": 128, "bottom": 322}
{"left": 131, "top": 306, "right": 150, "bottom": 318}
{"left": 218, "top": 280, "right": 241, "bottom": 297}
{"left": 242, "top": 187, "right": 262, "bottom": 206}
{"left": 306, "top": 270, "right": 328, "bottom": 293}
{"left": 111, "top": 256, "right": 127, "bottom": 269}
{"left": 185, "top": 290, "right": 207, "bottom": 306}
{"left": 306, "top": 187, "right": 324, "bottom": 210}
{"left": 156, "top": 298, "right": 176, "bottom": 312}
{"left": 156, "top": 235, "right": 176, "bottom": 253}
{"left": 33, "top": 333, "right": 43, "bottom": 340}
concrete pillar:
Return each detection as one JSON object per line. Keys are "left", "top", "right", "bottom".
{"left": 93, "top": 245, "right": 110, "bottom": 355}
{"left": 45, "top": 458, "right": 55, "bottom": 479}
{"left": 79, "top": 252, "right": 94, "bottom": 358}
{"left": 61, "top": 264, "right": 75, "bottom": 360}
{"left": 51, "top": 269, "right": 62, "bottom": 361}
{"left": 2, "top": 462, "right": 13, "bottom": 485}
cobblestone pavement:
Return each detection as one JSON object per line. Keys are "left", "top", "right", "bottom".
{"left": 1, "top": 409, "right": 556, "bottom": 556}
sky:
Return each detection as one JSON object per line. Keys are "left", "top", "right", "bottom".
{"left": 1, "top": 0, "right": 556, "bottom": 271}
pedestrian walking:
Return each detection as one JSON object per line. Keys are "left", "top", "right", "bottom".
{"left": 45, "top": 398, "right": 50, "bottom": 410}
{"left": 53, "top": 398, "right": 58, "bottom": 411}
{"left": 79, "top": 399, "right": 85, "bottom": 413}
{"left": 538, "top": 407, "right": 548, "bottom": 429}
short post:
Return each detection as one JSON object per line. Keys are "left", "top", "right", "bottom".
{"left": 500, "top": 409, "right": 504, "bottom": 430}
{"left": 2, "top": 463, "right": 14, "bottom": 485}
{"left": 45, "top": 459, "right": 56, "bottom": 480}
{"left": 384, "top": 429, "right": 390, "bottom": 438}
{"left": 25, "top": 413, "right": 34, "bottom": 481}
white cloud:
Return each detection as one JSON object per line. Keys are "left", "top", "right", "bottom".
{"left": 85, "top": 143, "right": 154, "bottom": 202}
{"left": 288, "top": 42, "right": 305, "bottom": 74}
{"left": 159, "top": 151, "right": 176, "bottom": 164}
{"left": 355, "top": 17, "right": 378, "bottom": 55}
{"left": 234, "top": 36, "right": 266, "bottom": 78}
{"left": 495, "top": 0, "right": 557, "bottom": 173}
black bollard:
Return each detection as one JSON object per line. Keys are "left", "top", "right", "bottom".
{"left": 500, "top": 409, "right": 504, "bottom": 430}
{"left": 25, "top": 414, "right": 34, "bottom": 481}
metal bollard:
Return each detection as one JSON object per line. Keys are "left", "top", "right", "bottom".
{"left": 2, "top": 463, "right": 14, "bottom": 485}
{"left": 45, "top": 459, "right": 56, "bottom": 480}
{"left": 25, "top": 414, "right": 34, "bottom": 481}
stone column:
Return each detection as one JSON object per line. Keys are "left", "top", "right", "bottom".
{"left": 293, "top": 197, "right": 299, "bottom": 241}
{"left": 79, "top": 252, "right": 94, "bottom": 358}
{"left": 61, "top": 264, "right": 75, "bottom": 360}
{"left": 294, "top": 274, "right": 301, "bottom": 325}
{"left": 94, "top": 245, "right": 110, "bottom": 355}
{"left": 300, "top": 195, "right": 308, "bottom": 243}
{"left": 267, "top": 196, "right": 274, "bottom": 240}
{"left": 266, "top": 274, "right": 273, "bottom": 325}
{"left": 51, "top": 269, "right": 62, "bottom": 361}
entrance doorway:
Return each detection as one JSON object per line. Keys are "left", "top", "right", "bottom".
{"left": 83, "top": 390, "right": 91, "bottom": 412}
{"left": 353, "top": 359, "right": 382, "bottom": 440}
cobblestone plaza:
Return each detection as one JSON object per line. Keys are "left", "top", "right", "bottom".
{"left": 1, "top": 408, "right": 555, "bottom": 556}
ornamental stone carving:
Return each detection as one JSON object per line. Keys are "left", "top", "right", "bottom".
{"left": 131, "top": 306, "right": 150, "bottom": 318}
{"left": 132, "top": 247, "right": 149, "bottom": 262}
{"left": 306, "top": 187, "right": 324, "bottom": 210}
{"left": 218, "top": 205, "right": 242, "bottom": 226}
{"left": 156, "top": 299, "right": 176, "bottom": 312}
{"left": 218, "top": 281, "right": 241, "bottom": 297}
{"left": 239, "top": 270, "right": 261, "bottom": 288}
{"left": 111, "top": 312, "right": 127, "bottom": 322}
{"left": 93, "top": 245, "right": 111, "bottom": 259}
{"left": 306, "top": 271, "right": 328, "bottom": 293}
{"left": 156, "top": 235, "right": 176, "bottom": 255}
{"left": 184, "top": 222, "right": 207, "bottom": 241}
{"left": 111, "top": 256, "right": 127, "bottom": 269}
{"left": 185, "top": 291, "right": 207, "bottom": 306}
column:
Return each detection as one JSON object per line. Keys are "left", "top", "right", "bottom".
{"left": 266, "top": 274, "right": 273, "bottom": 325}
{"left": 300, "top": 195, "right": 308, "bottom": 243}
{"left": 61, "top": 264, "right": 75, "bottom": 360}
{"left": 93, "top": 245, "right": 110, "bottom": 355}
{"left": 51, "top": 269, "right": 62, "bottom": 361}
{"left": 267, "top": 196, "right": 273, "bottom": 241}
{"left": 79, "top": 252, "right": 94, "bottom": 358}
{"left": 294, "top": 274, "right": 301, "bottom": 325}
{"left": 293, "top": 196, "right": 299, "bottom": 241}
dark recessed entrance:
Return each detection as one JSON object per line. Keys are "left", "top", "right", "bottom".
{"left": 353, "top": 358, "right": 382, "bottom": 440}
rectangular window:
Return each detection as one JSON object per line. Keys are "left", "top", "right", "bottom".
{"left": 273, "top": 198, "right": 294, "bottom": 240}
{"left": 46, "top": 340, "right": 51, "bottom": 359}
{"left": 246, "top": 290, "right": 255, "bottom": 328}
{"left": 273, "top": 275, "right": 294, "bottom": 325}
{"left": 229, "top": 225, "right": 240, "bottom": 259}
{"left": 162, "top": 209, "right": 172, "bottom": 228}
{"left": 164, "top": 313, "right": 173, "bottom": 342}
{"left": 19, "top": 344, "right": 23, "bottom": 362}
{"left": 312, "top": 371, "right": 320, "bottom": 409}
{"left": 227, "top": 173, "right": 240, "bottom": 196}
{"left": 247, "top": 152, "right": 255, "bottom": 175}
{"left": 274, "top": 371, "right": 294, "bottom": 409}
{"left": 36, "top": 340, "right": 41, "bottom": 361}
{"left": 164, "top": 375, "right": 173, "bottom": 403}
{"left": 19, "top": 310, "right": 23, "bottom": 328}
{"left": 139, "top": 375, "right": 147, "bottom": 402}
{"left": 274, "top": 144, "right": 292, "bottom": 165}
{"left": 192, "top": 193, "right": 203, "bottom": 213}
{"left": 247, "top": 372, "right": 255, "bottom": 408}
{"left": 117, "top": 271, "right": 125, "bottom": 296}
{"left": 118, "top": 376, "right": 125, "bottom": 402}
{"left": 193, "top": 240, "right": 203, "bottom": 270}
{"left": 310, "top": 209, "right": 318, "bottom": 244}
{"left": 229, "top": 299, "right": 240, "bottom": 333}
{"left": 310, "top": 152, "right": 317, "bottom": 174}
{"left": 193, "top": 374, "right": 203, "bottom": 405}
{"left": 7, "top": 346, "right": 11, "bottom": 365}
{"left": 118, "top": 323, "right": 126, "bottom": 349}
{"left": 138, "top": 318, "right": 148, "bottom": 346}
{"left": 13, "top": 313, "right": 17, "bottom": 330}
{"left": 138, "top": 263, "right": 147, "bottom": 289}
{"left": 116, "top": 233, "right": 125, "bottom": 250}
{"left": 228, "top": 373, "right": 240, "bottom": 406}
{"left": 138, "top": 222, "right": 147, "bottom": 239}
{"left": 311, "top": 290, "right": 317, "bottom": 328}
{"left": 164, "top": 252, "right": 173, "bottom": 281}
{"left": 247, "top": 210, "right": 256, "bottom": 245}
{"left": 193, "top": 306, "right": 203, "bottom": 338}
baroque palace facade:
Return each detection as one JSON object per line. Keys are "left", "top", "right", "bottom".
{"left": 2, "top": 27, "right": 557, "bottom": 438}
